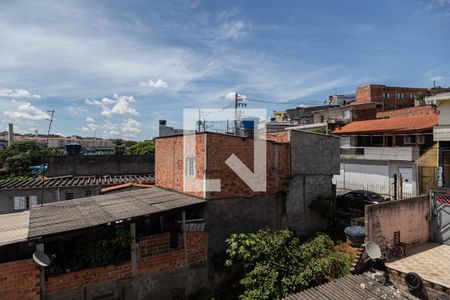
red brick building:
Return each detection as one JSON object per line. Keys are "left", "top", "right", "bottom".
{"left": 155, "top": 131, "right": 341, "bottom": 254}
{"left": 355, "top": 84, "right": 428, "bottom": 111}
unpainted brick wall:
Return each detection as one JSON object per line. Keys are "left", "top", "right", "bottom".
{"left": 155, "top": 133, "right": 290, "bottom": 199}
{"left": 0, "top": 259, "right": 40, "bottom": 300}
{"left": 155, "top": 134, "right": 205, "bottom": 198}
{"left": 45, "top": 231, "right": 207, "bottom": 296}
{"left": 376, "top": 105, "right": 436, "bottom": 119}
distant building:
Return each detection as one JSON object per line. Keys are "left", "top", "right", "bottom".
{"left": 272, "top": 111, "right": 289, "bottom": 122}
{"left": 158, "top": 120, "right": 185, "bottom": 137}
{"left": 285, "top": 104, "right": 338, "bottom": 124}
{"left": 328, "top": 93, "right": 356, "bottom": 105}
{"left": 332, "top": 113, "right": 438, "bottom": 197}
{"left": 355, "top": 84, "right": 428, "bottom": 110}
{"left": 312, "top": 102, "right": 377, "bottom": 128}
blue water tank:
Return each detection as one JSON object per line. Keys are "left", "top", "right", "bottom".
{"left": 65, "top": 144, "right": 81, "bottom": 155}
{"left": 241, "top": 117, "right": 259, "bottom": 130}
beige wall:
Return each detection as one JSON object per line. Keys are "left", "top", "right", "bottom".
{"left": 365, "top": 196, "right": 430, "bottom": 246}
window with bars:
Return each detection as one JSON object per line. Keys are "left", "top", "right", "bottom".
{"left": 65, "top": 192, "right": 75, "bottom": 200}
{"left": 14, "top": 195, "right": 38, "bottom": 210}
{"left": 185, "top": 157, "right": 196, "bottom": 177}
{"left": 85, "top": 190, "right": 92, "bottom": 197}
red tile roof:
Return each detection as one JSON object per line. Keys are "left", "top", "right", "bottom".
{"left": 332, "top": 114, "right": 438, "bottom": 134}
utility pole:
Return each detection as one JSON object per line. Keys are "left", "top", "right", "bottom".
{"left": 41, "top": 110, "right": 55, "bottom": 207}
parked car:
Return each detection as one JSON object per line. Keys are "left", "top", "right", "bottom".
{"left": 336, "top": 190, "right": 386, "bottom": 213}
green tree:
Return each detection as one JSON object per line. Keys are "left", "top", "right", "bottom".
{"left": 0, "top": 141, "right": 43, "bottom": 175}
{"left": 225, "top": 229, "right": 350, "bottom": 300}
{"left": 125, "top": 140, "right": 154, "bottom": 154}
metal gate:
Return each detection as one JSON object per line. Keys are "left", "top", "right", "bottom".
{"left": 431, "top": 190, "right": 450, "bottom": 245}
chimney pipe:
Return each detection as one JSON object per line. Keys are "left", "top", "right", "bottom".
{"left": 8, "top": 124, "right": 14, "bottom": 146}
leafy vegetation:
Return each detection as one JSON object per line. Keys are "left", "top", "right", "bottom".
{"left": 125, "top": 140, "right": 154, "bottom": 154}
{"left": 225, "top": 229, "right": 351, "bottom": 300}
{"left": 0, "top": 141, "right": 64, "bottom": 177}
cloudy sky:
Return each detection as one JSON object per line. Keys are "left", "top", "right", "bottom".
{"left": 1, "top": 0, "right": 449, "bottom": 139}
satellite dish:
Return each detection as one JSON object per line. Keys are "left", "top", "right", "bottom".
{"left": 366, "top": 241, "right": 382, "bottom": 260}
{"left": 33, "top": 251, "right": 51, "bottom": 267}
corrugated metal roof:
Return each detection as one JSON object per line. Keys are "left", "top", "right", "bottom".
{"left": 0, "top": 211, "right": 30, "bottom": 246}
{"left": 332, "top": 114, "right": 438, "bottom": 134}
{"left": 0, "top": 174, "right": 154, "bottom": 190}
{"left": 28, "top": 187, "right": 205, "bottom": 238}
{"left": 284, "top": 274, "right": 417, "bottom": 300}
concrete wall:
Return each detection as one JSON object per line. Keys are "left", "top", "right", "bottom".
{"left": 0, "top": 186, "right": 100, "bottom": 213}
{"left": 47, "top": 155, "right": 154, "bottom": 177}
{"left": 284, "top": 175, "right": 334, "bottom": 236}
{"left": 206, "top": 194, "right": 283, "bottom": 256}
{"left": 365, "top": 195, "right": 430, "bottom": 246}
{"left": 290, "top": 130, "right": 340, "bottom": 176}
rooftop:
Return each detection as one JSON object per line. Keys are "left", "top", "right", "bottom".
{"left": 0, "top": 174, "right": 154, "bottom": 190}
{"left": 284, "top": 274, "right": 417, "bottom": 300}
{"left": 332, "top": 114, "right": 438, "bottom": 135}
{"left": 28, "top": 187, "right": 205, "bottom": 238}
{"left": 385, "top": 243, "right": 450, "bottom": 289}
{"left": 0, "top": 211, "right": 29, "bottom": 246}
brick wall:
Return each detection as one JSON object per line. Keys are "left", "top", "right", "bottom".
{"left": 206, "top": 133, "right": 290, "bottom": 199}
{"left": 0, "top": 259, "right": 40, "bottom": 300}
{"left": 45, "top": 231, "right": 207, "bottom": 296}
{"left": 376, "top": 105, "right": 436, "bottom": 119}
{"left": 155, "top": 134, "right": 205, "bottom": 197}
{"left": 355, "top": 84, "right": 427, "bottom": 110}
{"left": 155, "top": 132, "right": 290, "bottom": 199}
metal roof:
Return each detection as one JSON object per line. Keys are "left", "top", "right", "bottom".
{"left": 0, "top": 211, "right": 30, "bottom": 246}
{"left": 28, "top": 187, "right": 205, "bottom": 238}
{"left": 284, "top": 274, "right": 417, "bottom": 300}
{"left": 0, "top": 174, "right": 154, "bottom": 190}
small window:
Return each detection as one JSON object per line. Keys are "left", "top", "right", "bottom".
{"left": 65, "top": 192, "right": 74, "bottom": 200}
{"left": 85, "top": 190, "right": 92, "bottom": 197}
{"left": 14, "top": 196, "right": 27, "bottom": 210}
{"left": 343, "top": 110, "right": 351, "bottom": 119}
{"left": 384, "top": 92, "right": 389, "bottom": 99}
{"left": 185, "top": 157, "right": 195, "bottom": 177}
{"left": 404, "top": 135, "right": 424, "bottom": 145}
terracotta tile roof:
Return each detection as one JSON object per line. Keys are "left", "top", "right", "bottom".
{"left": 332, "top": 114, "right": 438, "bottom": 134}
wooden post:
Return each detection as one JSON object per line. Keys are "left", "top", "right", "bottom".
{"left": 130, "top": 223, "right": 138, "bottom": 277}
{"left": 36, "top": 243, "right": 45, "bottom": 300}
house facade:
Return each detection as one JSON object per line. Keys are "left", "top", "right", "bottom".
{"left": 355, "top": 84, "right": 428, "bottom": 111}
{"left": 332, "top": 113, "right": 438, "bottom": 198}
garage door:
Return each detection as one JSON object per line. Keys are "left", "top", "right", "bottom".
{"left": 334, "top": 161, "right": 390, "bottom": 195}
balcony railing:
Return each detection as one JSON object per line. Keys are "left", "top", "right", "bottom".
{"left": 340, "top": 146, "right": 420, "bottom": 161}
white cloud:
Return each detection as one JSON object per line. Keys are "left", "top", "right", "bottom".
{"left": 0, "top": 88, "right": 41, "bottom": 99}
{"left": 225, "top": 92, "right": 247, "bottom": 100}
{"left": 85, "top": 94, "right": 138, "bottom": 118}
{"left": 68, "top": 105, "right": 88, "bottom": 115}
{"left": 139, "top": 78, "right": 169, "bottom": 89}
{"left": 121, "top": 118, "right": 141, "bottom": 136}
{"left": 3, "top": 102, "right": 49, "bottom": 120}
{"left": 85, "top": 117, "right": 96, "bottom": 123}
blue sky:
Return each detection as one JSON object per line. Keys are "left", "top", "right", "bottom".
{"left": 0, "top": 0, "right": 449, "bottom": 140}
